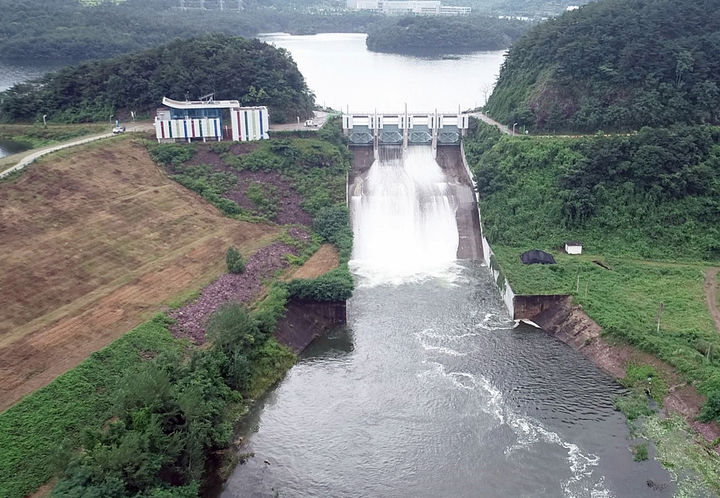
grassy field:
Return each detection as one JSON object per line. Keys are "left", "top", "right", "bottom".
{"left": 0, "top": 136, "right": 279, "bottom": 411}
{"left": 493, "top": 246, "right": 720, "bottom": 394}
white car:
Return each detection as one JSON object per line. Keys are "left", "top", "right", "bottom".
{"left": 112, "top": 126, "right": 126, "bottom": 134}
{"left": 304, "top": 120, "right": 318, "bottom": 127}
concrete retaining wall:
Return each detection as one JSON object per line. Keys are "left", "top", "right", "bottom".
{"left": 275, "top": 299, "right": 347, "bottom": 353}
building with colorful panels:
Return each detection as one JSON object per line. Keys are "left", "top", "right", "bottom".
{"left": 155, "top": 97, "right": 269, "bottom": 143}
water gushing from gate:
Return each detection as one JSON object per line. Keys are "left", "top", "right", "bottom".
{"left": 350, "top": 146, "right": 459, "bottom": 285}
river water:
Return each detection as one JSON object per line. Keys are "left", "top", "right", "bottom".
{"left": 259, "top": 33, "right": 503, "bottom": 112}
{"left": 223, "top": 138, "right": 673, "bottom": 495}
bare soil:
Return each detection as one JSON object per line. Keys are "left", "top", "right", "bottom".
{"left": 0, "top": 139, "right": 279, "bottom": 411}
{"left": 705, "top": 268, "right": 720, "bottom": 334}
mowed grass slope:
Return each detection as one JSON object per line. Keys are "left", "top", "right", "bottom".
{"left": 0, "top": 137, "right": 278, "bottom": 411}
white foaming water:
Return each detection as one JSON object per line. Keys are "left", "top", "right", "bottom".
{"left": 350, "top": 146, "right": 460, "bottom": 285}
{"left": 416, "top": 327, "right": 612, "bottom": 498}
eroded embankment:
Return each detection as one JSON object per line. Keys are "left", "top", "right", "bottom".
{"left": 515, "top": 296, "right": 720, "bottom": 445}
{"left": 349, "top": 146, "right": 483, "bottom": 261}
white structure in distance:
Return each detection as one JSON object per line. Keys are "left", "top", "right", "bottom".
{"left": 346, "top": 0, "right": 471, "bottom": 16}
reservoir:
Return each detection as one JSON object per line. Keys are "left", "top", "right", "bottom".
{"left": 221, "top": 35, "right": 673, "bottom": 496}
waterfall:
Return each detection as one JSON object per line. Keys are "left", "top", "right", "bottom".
{"left": 350, "top": 146, "right": 459, "bottom": 285}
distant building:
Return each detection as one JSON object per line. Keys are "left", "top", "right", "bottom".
{"left": 346, "top": 0, "right": 471, "bottom": 16}
{"left": 155, "top": 97, "right": 269, "bottom": 143}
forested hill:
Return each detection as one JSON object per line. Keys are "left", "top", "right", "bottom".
{"left": 0, "top": 0, "right": 381, "bottom": 64}
{"left": 365, "top": 16, "right": 530, "bottom": 56}
{"left": 0, "top": 35, "right": 314, "bottom": 124}
{"left": 485, "top": 0, "right": 720, "bottom": 133}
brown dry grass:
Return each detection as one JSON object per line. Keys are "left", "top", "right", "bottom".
{"left": 0, "top": 137, "right": 279, "bottom": 411}
{"left": 290, "top": 244, "right": 339, "bottom": 280}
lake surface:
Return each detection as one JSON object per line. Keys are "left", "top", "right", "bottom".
{"left": 259, "top": 33, "right": 504, "bottom": 112}
{"left": 220, "top": 43, "right": 674, "bottom": 492}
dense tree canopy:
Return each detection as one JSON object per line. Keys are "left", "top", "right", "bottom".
{"left": 0, "top": 0, "right": 381, "bottom": 64}
{"left": 465, "top": 122, "right": 720, "bottom": 260}
{"left": 365, "top": 15, "right": 530, "bottom": 55}
{"left": 0, "top": 35, "right": 315, "bottom": 123}
{"left": 485, "top": 0, "right": 720, "bottom": 132}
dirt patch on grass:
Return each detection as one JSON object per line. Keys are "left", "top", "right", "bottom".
{"left": 0, "top": 139, "right": 279, "bottom": 411}
{"left": 290, "top": 244, "right": 340, "bottom": 280}
{"left": 705, "top": 268, "right": 720, "bottom": 334}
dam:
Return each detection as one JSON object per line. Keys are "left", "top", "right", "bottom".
{"left": 221, "top": 109, "right": 673, "bottom": 497}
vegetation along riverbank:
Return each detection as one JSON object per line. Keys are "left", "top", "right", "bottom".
{"left": 465, "top": 120, "right": 720, "bottom": 493}
{"left": 0, "top": 118, "right": 354, "bottom": 497}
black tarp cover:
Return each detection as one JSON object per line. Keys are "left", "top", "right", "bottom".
{"left": 520, "top": 249, "right": 556, "bottom": 265}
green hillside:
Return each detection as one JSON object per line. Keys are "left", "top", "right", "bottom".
{"left": 465, "top": 122, "right": 720, "bottom": 261}
{"left": 485, "top": 0, "right": 720, "bottom": 132}
{"left": 0, "top": 35, "right": 314, "bottom": 123}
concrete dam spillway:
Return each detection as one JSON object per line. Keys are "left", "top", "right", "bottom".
{"left": 349, "top": 145, "right": 482, "bottom": 284}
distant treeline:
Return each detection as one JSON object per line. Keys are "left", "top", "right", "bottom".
{"left": 365, "top": 15, "right": 531, "bottom": 55}
{"left": 0, "top": 0, "right": 382, "bottom": 64}
{"left": 0, "top": 35, "right": 314, "bottom": 123}
{"left": 485, "top": 0, "right": 720, "bottom": 132}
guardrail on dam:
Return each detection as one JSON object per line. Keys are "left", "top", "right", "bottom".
{"left": 342, "top": 108, "right": 470, "bottom": 151}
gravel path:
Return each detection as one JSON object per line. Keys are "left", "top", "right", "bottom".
{"left": 705, "top": 268, "right": 720, "bottom": 334}
{"left": 170, "top": 241, "right": 299, "bottom": 344}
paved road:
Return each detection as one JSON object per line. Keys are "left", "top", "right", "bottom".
{"left": 269, "top": 110, "right": 331, "bottom": 132}
{"left": 0, "top": 122, "right": 154, "bottom": 179}
{"left": 468, "top": 111, "right": 514, "bottom": 135}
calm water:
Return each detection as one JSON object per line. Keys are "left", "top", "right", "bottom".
{"left": 259, "top": 33, "right": 504, "bottom": 112}
{"left": 0, "top": 61, "right": 58, "bottom": 158}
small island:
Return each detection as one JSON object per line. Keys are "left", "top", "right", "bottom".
{"left": 365, "top": 15, "right": 530, "bottom": 56}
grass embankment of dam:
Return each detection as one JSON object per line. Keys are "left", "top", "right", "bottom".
{"left": 465, "top": 120, "right": 720, "bottom": 494}
{"left": 0, "top": 120, "right": 353, "bottom": 497}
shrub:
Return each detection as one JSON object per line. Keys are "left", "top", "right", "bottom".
{"left": 245, "top": 181, "right": 278, "bottom": 220}
{"left": 251, "top": 283, "right": 290, "bottom": 336}
{"left": 632, "top": 443, "right": 649, "bottom": 461}
{"left": 287, "top": 265, "right": 354, "bottom": 302}
{"left": 623, "top": 364, "right": 668, "bottom": 403}
{"left": 147, "top": 143, "right": 196, "bottom": 165}
{"left": 207, "top": 304, "right": 260, "bottom": 355}
{"left": 313, "top": 205, "right": 353, "bottom": 260}
{"left": 225, "top": 247, "right": 245, "bottom": 274}
{"left": 699, "top": 390, "right": 720, "bottom": 422}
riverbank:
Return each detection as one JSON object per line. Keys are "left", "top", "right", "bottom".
{"left": 485, "top": 246, "right": 720, "bottom": 494}
{"left": 461, "top": 121, "right": 720, "bottom": 492}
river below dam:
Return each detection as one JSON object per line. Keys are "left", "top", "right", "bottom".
{"left": 221, "top": 146, "right": 673, "bottom": 497}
